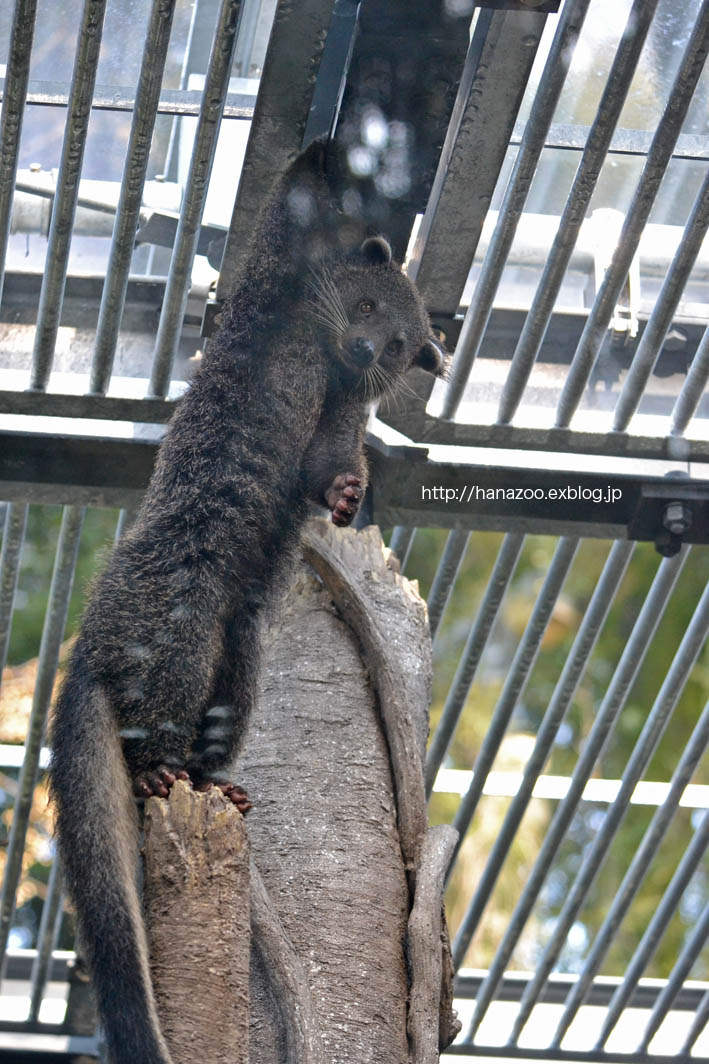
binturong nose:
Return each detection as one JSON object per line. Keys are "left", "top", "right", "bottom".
{"left": 349, "top": 337, "right": 376, "bottom": 368}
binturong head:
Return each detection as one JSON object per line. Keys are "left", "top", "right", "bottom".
{"left": 306, "top": 235, "right": 448, "bottom": 399}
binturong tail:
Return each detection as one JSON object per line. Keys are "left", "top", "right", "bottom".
{"left": 50, "top": 650, "right": 173, "bottom": 1064}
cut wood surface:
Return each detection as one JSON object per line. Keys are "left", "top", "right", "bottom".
{"left": 143, "top": 781, "right": 250, "bottom": 1064}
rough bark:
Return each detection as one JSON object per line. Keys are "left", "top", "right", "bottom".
{"left": 235, "top": 519, "right": 431, "bottom": 1063}
{"left": 406, "top": 825, "right": 460, "bottom": 1062}
{"left": 139, "top": 519, "right": 458, "bottom": 1063}
{"left": 143, "top": 781, "right": 250, "bottom": 1064}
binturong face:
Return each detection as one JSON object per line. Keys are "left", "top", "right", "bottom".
{"left": 306, "top": 236, "right": 448, "bottom": 399}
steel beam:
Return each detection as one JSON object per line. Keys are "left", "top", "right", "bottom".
{"left": 3, "top": 430, "right": 709, "bottom": 546}
{"left": 407, "top": 8, "right": 546, "bottom": 314}
{"left": 216, "top": 0, "right": 338, "bottom": 298}
{"left": 0, "top": 78, "right": 255, "bottom": 117}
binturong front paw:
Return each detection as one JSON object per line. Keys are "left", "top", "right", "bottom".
{"left": 325, "top": 473, "right": 363, "bottom": 527}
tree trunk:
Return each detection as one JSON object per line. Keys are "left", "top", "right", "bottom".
{"left": 239, "top": 519, "right": 458, "bottom": 1063}
{"left": 140, "top": 519, "right": 458, "bottom": 1063}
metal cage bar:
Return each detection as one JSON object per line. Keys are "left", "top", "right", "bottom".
{"left": 464, "top": 547, "right": 689, "bottom": 1041}
{"left": 508, "top": 578, "right": 709, "bottom": 1046}
{"left": 612, "top": 166, "right": 709, "bottom": 432}
{"left": 681, "top": 985, "right": 709, "bottom": 1055}
{"left": 495, "top": 0, "right": 658, "bottom": 426}
{"left": 28, "top": 857, "right": 64, "bottom": 1024}
{"left": 449, "top": 536, "right": 579, "bottom": 873}
{"left": 89, "top": 0, "right": 179, "bottom": 395}
{"left": 450, "top": 539, "right": 634, "bottom": 967}
{"left": 0, "top": 503, "right": 28, "bottom": 676}
{"left": 424, "top": 532, "right": 525, "bottom": 799}
{"left": 669, "top": 320, "right": 709, "bottom": 437}
{"left": 550, "top": 696, "right": 709, "bottom": 1048}
{"left": 427, "top": 529, "right": 471, "bottom": 642}
{"left": 28, "top": 0, "right": 108, "bottom": 392}
{"left": 389, "top": 526, "right": 416, "bottom": 562}
{"left": 638, "top": 901, "right": 709, "bottom": 1053}
{"left": 148, "top": 0, "right": 243, "bottom": 397}
{"left": 0, "top": 0, "right": 38, "bottom": 305}
{"left": 597, "top": 809, "right": 709, "bottom": 1049}
{"left": 555, "top": 0, "right": 709, "bottom": 429}
{"left": 0, "top": 506, "right": 85, "bottom": 976}
{"left": 441, "top": 0, "right": 592, "bottom": 421}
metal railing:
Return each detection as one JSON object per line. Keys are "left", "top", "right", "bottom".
{"left": 0, "top": 0, "right": 708, "bottom": 1059}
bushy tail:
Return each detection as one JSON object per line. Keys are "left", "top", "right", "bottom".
{"left": 50, "top": 651, "right": 173, "bottom": 1064}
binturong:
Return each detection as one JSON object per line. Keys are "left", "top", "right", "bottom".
{"left": 50, "top": 140, "right": 446, "bottom": 1064}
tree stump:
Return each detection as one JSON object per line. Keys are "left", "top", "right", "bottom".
{"left": 143, "top": 781, "right": 250, "bottom": 1064}
{"left": 139, "top": 519, "right": 458, "bottom": 1063}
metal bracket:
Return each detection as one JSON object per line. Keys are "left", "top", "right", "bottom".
{"left": 627, "top": 476, "right": 709, "bottom": 557}
{"left": 135, "top": 210, "right": 227, "bottom": 270}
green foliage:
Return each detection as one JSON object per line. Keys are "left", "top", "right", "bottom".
{"left": 396, "top": 527, "right": 709, "bottom": 980}
{"left": 7, "top": 504, "right": 119, "bottom": 665}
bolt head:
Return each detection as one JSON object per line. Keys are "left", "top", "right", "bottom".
{"left": 663, "top": 502, "right": 692, "bottom": 536}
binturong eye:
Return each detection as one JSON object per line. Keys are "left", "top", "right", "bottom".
{"left": 359, "top": 299, "right": 375, "bottom": 315}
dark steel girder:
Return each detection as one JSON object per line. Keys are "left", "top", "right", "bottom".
{"left": 2, "top": 430, "right": 708, "bottom": 549}
{"left": 407, "top": 7, "right": 547, "bottom": 314}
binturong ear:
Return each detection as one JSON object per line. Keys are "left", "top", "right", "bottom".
{"left": 415, "top": 337, "right": 449, "bottom": 378}
{"left": 360, "top": 235, "right": 392, "bottom": 265}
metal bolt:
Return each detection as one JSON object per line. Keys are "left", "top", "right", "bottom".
{"left": 662, "top": 502, "right": 692, "bottom": 537}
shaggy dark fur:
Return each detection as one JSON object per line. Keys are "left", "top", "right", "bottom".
{"left": 50, "top": 141, "right": 445, "bottom": 1064}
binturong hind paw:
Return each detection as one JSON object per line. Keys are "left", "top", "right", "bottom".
{"left": 132, "top": 764, "right": 191, "bottom": 800}
{"left": 195, "top": 780, "right": 252, "bottom": 814}
{"left": 325, "top": 473, "right": 363, "bottom": 527}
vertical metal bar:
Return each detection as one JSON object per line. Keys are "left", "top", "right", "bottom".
{"left": 669, "top": 322, "right": 709, "bottom": 437}
{"left": 424, "top": 533, "right": 525, "bottom": 799}
{"left": 113, "top": 506, "right": 139, "bottom": 544}
{"left": 555, "top": 0, "right": 709, "bottom": 428}
{"left": 509, "top": 577, "right": 709, "bottom": 1046}
{"left": 552, "top": 697, "right": 709, "bottom": 1049}
{"left": 89, "top": 0, "right": 179, "bottom": 395}
{"left": 0, "top": 503, "right": 28, "bottom": 678}
{"left": 148, "top": 0, "right": 244, "bottom": 398}
{"left": 449, "top": 537, "right": 579, "bottom": 867}
{"left": 495, "top": 0, "right": 659, "bottom": 426}
{"left": 0, "top": 0, "right": 38, "bottom": 305}
{"left": 0, "top": 506, "right": 85, "bottom": 976}
{"left": 440, "top": 0, "right": 592, "bottom": 420}
{"left": 612, "top": 167, "right": 709, "bottom": 432}
{"left": 680, "top": 986, "right": 709, "bottom": 1055}
{"left": 427, "top": 529, "right": 470, "bottom": 641}
{"left": 28, "top": 0, "right": 108, "bottom": 391}
{"left": 638, "top": 902, "right": 709, "bottom": 1053}
{"left": 597, "top": 810, "right": 709, "bottom": 1050}
{"left": 145, "top": 0, "right": 201, "bottom": 275}
{"left": 400, "top": 532, "right": 417, "bottom": 574}
{"left": 232, "top": 0, "right": 262, "bottom": 76}
{"left": 463, "top": 547, "right": 688, "bottom": 1039}
{"left": 389, "top": 526, "right": 415, "bottom": 562}
{"left": 451, "top": 540, "right": 633, "bottom": 966}
{"left": 28, "top": 857, "right": 65, "bottom": 1023}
